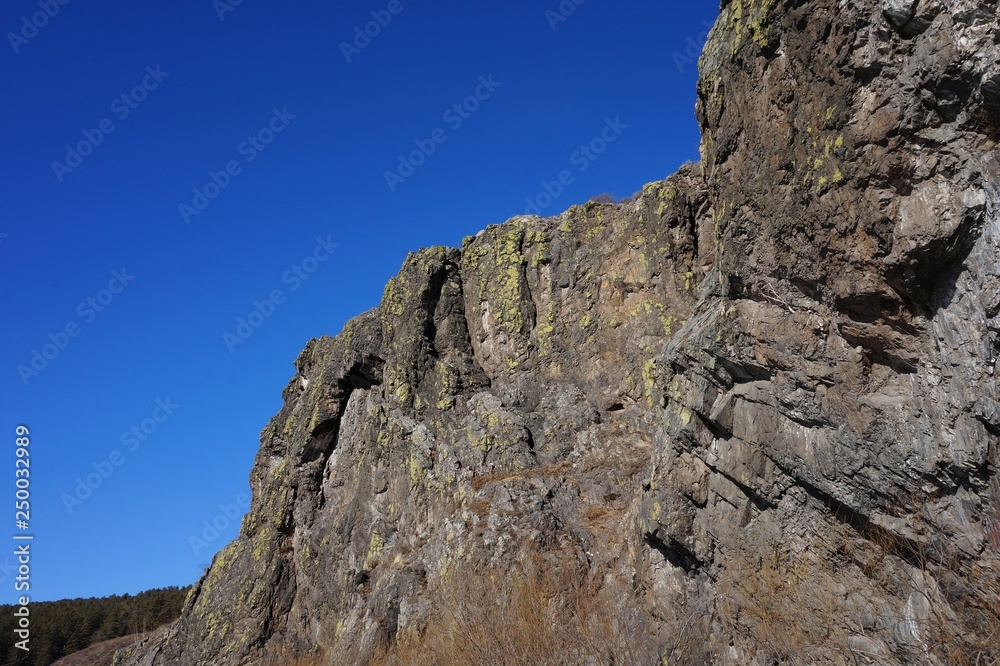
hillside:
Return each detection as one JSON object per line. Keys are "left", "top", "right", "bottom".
{"left": 0, "top": 587, "right": 188, "bottom": 666}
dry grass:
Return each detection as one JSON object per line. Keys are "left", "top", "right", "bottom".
{"left": 469, "top": 461, "right": 572, "bottom": 491}
{"left": 54, "top": 633, "right": 149, "bottom": 666}
{"left": 988, "top": 471, "right": 1000, "bottom": 555}
{"left": 280, "top": 655, "right": 328, "bottom": 666}
{"left": 582, "top": 502, "right": 618, "bottom": 525}
{"left": 278, "top": 542, "right": 659, "bottom": 666}
{"left": 367, "top": 546, "right": 658, "bottom": 666}
{"left": 714, "top": 496, "right": 1000, "bottom": 666}
{"left": 856, "top": 493, "right": 1000, "bottom": 666}
{"left": 272, "top": 487, "right": 1000, "bottom": 666}
{"left": 716, "top": 543, "right": 850, "bottom": 664}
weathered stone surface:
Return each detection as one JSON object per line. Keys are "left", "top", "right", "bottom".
{"left": 117, "top": 1, "right": 1000, "bottom": 664}
{"left": 115, "top": 172, "right": 711, "bottom": 665}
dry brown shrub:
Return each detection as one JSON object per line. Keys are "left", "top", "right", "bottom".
{"left": 470, "top": 462, "right": 572, "bottom": 491}
{"left": 467, "top": 498, "right": 491, "bottom": 517}
{"left": 713, "top": 494, "right": 1000, "bottom": 666}
{"left": 369, "top": 546, "right": 659, "bottom": 666}
{"left": 867, "top": 516, "right": 1000, "bottom": 666}
{"left": 582, "top": 503, "right": 618, "bottom": 525}
{"left": 848, "top": 502, "right": 1000, "bottom": 666}
{"left": 715, "top": 543, "right": 851, "bottom": 664}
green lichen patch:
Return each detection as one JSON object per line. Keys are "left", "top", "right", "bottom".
{"left": 463, "top": 221, "right": 533, "bottom": 339}
{"left": 727, "top": 0, "right": 775, "bottom": 55}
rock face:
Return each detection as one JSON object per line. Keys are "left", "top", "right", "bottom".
{"left": 117, "top": 1, "right": 1000, "bottom": 664}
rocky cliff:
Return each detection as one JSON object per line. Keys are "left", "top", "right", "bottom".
{"left": 116, "top": 0, "right": 1000, "bottom": 664}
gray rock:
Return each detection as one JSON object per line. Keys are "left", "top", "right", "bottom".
{"left": 116, "top": 1, "right": 1000, "bottom": 664}
{"left": 884, "top": 0, "right": 919, "bottom": 28}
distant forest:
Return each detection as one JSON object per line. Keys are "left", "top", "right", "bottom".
{"left": 0, "top": 586, "right": 189, "bottom": 666}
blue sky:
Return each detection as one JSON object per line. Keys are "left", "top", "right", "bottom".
{"left": 0, "top": 0, "right": 719, "bottom": 603}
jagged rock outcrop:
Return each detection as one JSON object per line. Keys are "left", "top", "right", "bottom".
{"left": 116, "top": 1, "right": 999, "bottom": 664}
